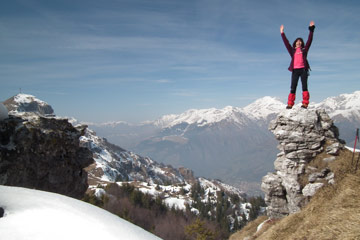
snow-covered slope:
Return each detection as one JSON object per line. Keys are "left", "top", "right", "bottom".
{"left": 80, "top": 128, "right": 187, "bottom": 185}
{"left": 0, "top": 185, "right": 161, "bottom": 240}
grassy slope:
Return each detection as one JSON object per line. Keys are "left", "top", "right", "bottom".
{"left": 230, "top": 148, "right": 360, "bottom": 240}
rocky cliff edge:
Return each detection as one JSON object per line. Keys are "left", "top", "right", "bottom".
{"left": 261, "top": 108, "right": 344, "bottom": 219}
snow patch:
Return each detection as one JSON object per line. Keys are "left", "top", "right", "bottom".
{"left": 345, "top": 146, "right": 360, "bottom": 153}
{"left": 164, "top": 197, "right": 188, "bottom": 210}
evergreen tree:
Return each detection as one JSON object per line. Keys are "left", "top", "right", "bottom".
{"left": 185, "top": 218, "right": 216, "bottom": 240}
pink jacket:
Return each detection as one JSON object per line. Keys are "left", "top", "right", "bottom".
{"left": 281, "top": 27, "right": 314, "bottom": 72}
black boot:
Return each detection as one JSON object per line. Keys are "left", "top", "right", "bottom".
{"left": 301, "top": 103, "right": 308, "bottom": 109}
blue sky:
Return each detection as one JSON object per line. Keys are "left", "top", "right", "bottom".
{"left": 1, "top": 0, "right": 359, "bottom": 123}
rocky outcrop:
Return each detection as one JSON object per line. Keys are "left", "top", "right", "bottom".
{"left": 261, "top": 108, "right": 344, "bottom": 219}
{"left": 0, "top": 114, "right": 93, "bottom": 199}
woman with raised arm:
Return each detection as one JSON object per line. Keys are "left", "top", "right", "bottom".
{"left": 280, "top": 21, "right": 315, "bottom": 109}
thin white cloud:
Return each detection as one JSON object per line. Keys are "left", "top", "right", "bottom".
{"left": 155, "top": 79, "right": 172, "bottom": 84}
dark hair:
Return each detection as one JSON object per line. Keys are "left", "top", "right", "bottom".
{"left": 292, "top": 37, "right": 304, "bottom": 48}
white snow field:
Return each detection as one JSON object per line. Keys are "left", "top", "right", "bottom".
{"left": 0, "top": 185, "right": 161, "bottom": 240}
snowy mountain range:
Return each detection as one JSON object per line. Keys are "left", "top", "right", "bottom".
{"left": 152, "top": 91, "right": 360, "bottom": 129}
{"left": 154, "top": 97, "right": 285, "bottom": 129}
{"left": 87, "top": 91, "right": 360, "bottom": 194}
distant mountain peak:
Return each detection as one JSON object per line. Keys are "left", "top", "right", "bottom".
{"left": 3, "top": 93, "right": 54, "bottom": 116}
{"left": 242, "top": 96, "right": 285, "bottom": 121}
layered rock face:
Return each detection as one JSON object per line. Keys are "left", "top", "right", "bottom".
{"left": 261, "top": 108, "right": 344, "bottom": 219}
{"left": 0, "top": 114, "right": 93, "bottom": 199}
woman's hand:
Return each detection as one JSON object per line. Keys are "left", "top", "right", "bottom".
{"left": 280, "top": 24, "right": 284, "bottom": 33}
{"left": 309, "top": 21, "right": 315, "bottom": 26}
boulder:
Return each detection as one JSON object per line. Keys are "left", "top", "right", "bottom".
{"left": 302, "top": 183, "right": 324, "bottom": 197}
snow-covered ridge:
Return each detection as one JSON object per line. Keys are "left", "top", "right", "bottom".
{"left": 154, "top": 91, "right": 360, "bottom": 128}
